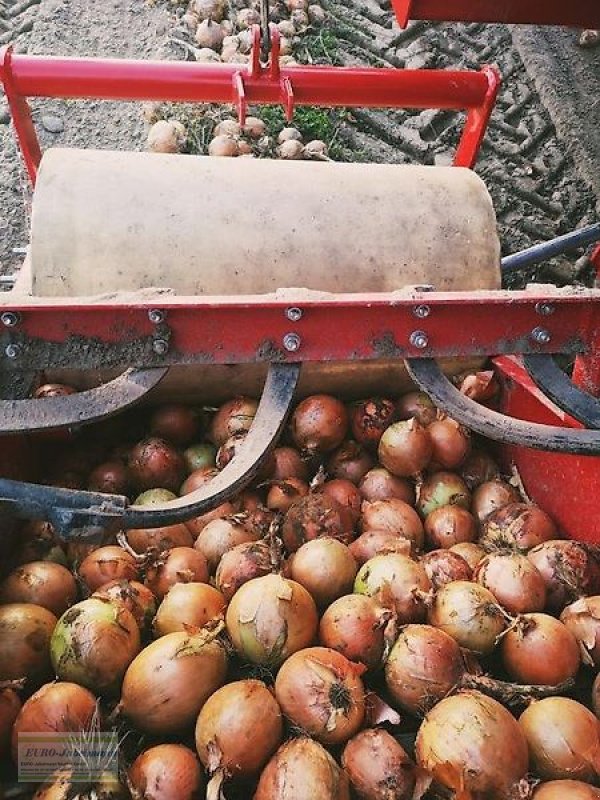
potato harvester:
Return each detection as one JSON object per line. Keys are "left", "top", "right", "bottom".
{"left": 1, "top": 1, "right": 600, "bottom": 548}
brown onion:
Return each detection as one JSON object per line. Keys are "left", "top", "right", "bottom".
{"left": 378, "top": 419, "right": 432, "bottom": 477}
{"left": 150, "top": 404, "right": 201, "bottom": 446}
{"left": 320, "top": 479, "right": 362, "bottom": 522}
{"left": 275, "top": 646, "right": 365, "bottom": 745}
{"left": 533, "top": 781, "right": 600, "bottom": 800}
{"left": 327, "top": 441, "right": 374, "bottom": 484}
{"left": 350, "top": 398, "right": 396, "bottom": 450}
{"left": 0, "top": 561, "right": 76, "bottom": 616}
{"left": 17, "top": 520, "right": 66, "bottom": 566}
{"left": 342, "top": 728, "right": 416, "bottom": 800}
{"left": 355, "top": 554, "right": 431, "bottom": 624}
{"left": 417, "top": 471, "right": 471, "bottom": 518}
{"left": 528, "top": 540, "right": 600, "bottom": 611}
{"left": 153, "top": 583, "right": 226, "bottom": 636}
{"left": 361, "top": 499, "right": 424, "bottom": 552}
{"left": 424, "top": 504, "right": 477, "bottom": 549}
{"left": 471, "top": 479, "right": 520, "bottom": 524}
{"left": 226, "top": 574, "right": 318, "bottom": 666}
{"left": 215, "top": 540, "right": 275, "bottom": 601}
{"left": 93, "top": 580, "right": 157, "bottom": 630}
{"left": 427, "top": 416, "right": 471, "bottom": 469}
{"left": 180, "top": 466, "right": 217, "bottom": 495}
{"left": 271, "top": 446, "right": 309, "bottom": 481}
{"left": 185, "top": 502, "right": 237, "bottom": 538}
{"left": 385, "top": 624, "right": 464, "bottom": 716}
{"left": 358, "top": 467, "right": 415, "bottom": 505}
{"left": 216, "top": 433, "right": 269, "bottom": 472}
{"left": 501, "top": 613, "right": 580, "bottom": 685}
{"left": 255, "top": 737, "right": 350, "bottom": 800}
{"left": 121, "top": 628, "right": 227, "bottom": 735}
{"left": 428, "top": 581, "right": 505, "bottom": 654}
{"left": 475, "top": 553, "right": 547, "bottom": 614}
{"left": 450, "top": 542, "right": 486, "bottom": 570}
{"left": 209, "top": 396, "right": 258, "bottom": 447}
{"left": 319, "top": 594, "right": 391, "bottom": 671}
{"left": 0, "top": 688, "right": 21, "bottom": 759}
{"left": 144, "top": 547, "right": 209, "bottom": 599}
{"left": 11, "top": 682, "right": 97, "bottom": 761}
{"left": 416, "top": 691, "right": 529, "bottom": 798}
{"left": 282, "top": 493, "right": 355, "bottom": 553}
{"left": 289, "top": 538, "right": 357, "bottom": 608}
{"left": 460, "top": 448, "right": 500, "bottom": 489}
{"left": 126, "top": 523, "right": 193, "bottom": 553}
{"left": 266, "top": 478, "right": 309, "bottom": 512}
{"left": 561, "top": 596, "right": 600, "bottom": 666}
{"left": 421, "top": 549, "right": 472, "bottom": 589}
{"left": 290, "top": 395, "right": 349, "bottom": 453}
{"left": 78, "top": 545, "right": 139, "bottom": 593}
{"left": 349, "top": 530, "right": 412, "bottom": 565}
{"left": 0, "top": 603, "right": 57, "bottom": 684}
{"left": 128, "top": 437, "right": 187, "bottom": 493}
{"left": 194, "top": 517, "right": 259, "bottom": 573}
{"left": 34, "top": 382, "right": 76, "bottom": 399}
{"left": 459, "top": 370, "right": 499, "bottom": 402}
{"left": 396, "top": 391, "right": 437, "bottom": 426}
{"left": 519, "top": 697, "right": 600, "bottom": 781}
{"left": 128, "top": 744, "right": 204, "bottom": 800}
{"left": 87, "top": 460, "right": 129, "bottom": 494}
{"left": 481, "top": 502, "right": 557, "bottom": 552}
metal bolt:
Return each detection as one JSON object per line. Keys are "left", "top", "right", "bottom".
{"left": 1, "top": 311, "right": 20, "bottom": 327}
{"left": 152, "top": 338, "right": 169, "bottom": 355}
{"left": 148, "top": 309, "right": 165, "bottom": 324}
{"left": 413, "top": 305, "right": 431, "bottom": 319}
{"left": 286, "top": 307, "right": 303, "bottom": 322}
{"left": 410, "top": 330, "right": 429, "bottom": 349}
{"left": 531, "top": 327, "right": 551, "bottom": 345}
{"left": 283, "top": 332, "right": 301, "bottom": 352}
{"left": 535, "top": 302, "right": 555, "bottom": 317}
{"left": 4, "top": 343, "right": 20, "bottom": 359}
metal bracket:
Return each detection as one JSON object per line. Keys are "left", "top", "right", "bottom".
{"left": 523, "top": 354, "right": 600, "bottom": 429}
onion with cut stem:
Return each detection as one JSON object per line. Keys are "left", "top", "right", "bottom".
{"left": 358, "top": 468, "right": 415, "bottom": 505}
{"left": 0, "top": 603, "right": 57, "bottom": 684}
{"left": 416, "top": 691, "right": 529, "bottom": 799}
{"left": 289, "top": 538, "right": 357, "bottom": 608}
{"left": 424, "top": 504, "right": 477, "bottom": 549}
{"left": 501, "top": 613, "right": 580, "bottom": 685}
{"left": 215, "top": 540, "right": 276, "bottom": 601}
{"left": 481, "top": 502, "right": 557, "bottom": 552}
{"left": 428, "top": 581, "right": 505, "bottom": 654}
{"left": 354, "top": 554, "right": 431, "bottom": 624}
{"left": 128, "top": 744, "right": 204, "bottom": 800}
{"left": 427, "top": 416, "right": 471, "bottom": 469}
{"left": 209, "top": 396, "right": 258, "bottom": 446}
{"left": 528, "top": 540, "right": 600, "bottom": 611}
{"left": 194, "top": 517, "right": 260, "bottom": 573}
{"left": 421, "top": 549, "right": 472, "bottom": 589}
{"left": 144, "top": 547, "right": 209, "bottom": 599}
{"left": 350, "top": 398, "right": 396, "bottom": 450}
{"left": 378, "top": 419, "right": 432, "bottom": 477}
{"left": 360, "top": 499, "right": 424, "bottom": 552}
{"left": 475, "top": 553, "right": 547, "bottom": 614}
{"left": 450, "top": 542, "right": 486, "bottom": 570}
{"left": 128, "top": 437, "right": 186, "bottom": 493}
{"left": 533, "top": 781, "right": 600, "bottom": 800}
{"left": 290, "top": 395, "right": 349, "bottom": 453}
{"left": 349, "top": 530, "right": 412, "bottom": 566}
{"left": 471, "top": 479, "right": 520, "bottom": 524}
{"left": 282, "top": 493, "right": 355, "bottom": 553}
{"left": 417, "top": 471, "right": 471, "bottom": 518}
{"left": 561, "top": 596, "right": 600, "bottom": 666}
{"left": 93, "top": 580, "right": 157, "bottom": 631}
{"left": 0, "top": 561, "right": 77, "bottom": 616}
{"left": 274, "top": 646, "right": 365, "bottom": 745}
{"left": 319, "top": 594, "right": 392, "bottom": 671}
{"left": 78, "top": 545, "right": 140, "bottom": 593}
{"left": 327, "top": 441, "right": 374, "bottom": 484}
{"left": 460, "top": 448, "right": 500, "bottom": 489}
{"left": 519, "top": 697, "right": 600, "bottom": 781}
{"left": 342, "top": 728, "right": 416, "bottom": 800}
{"left": 396, "top": 391, "right": 437, "bottom": 426}
{"left": 153, "top": 583, "right": 226, "bottom": 636}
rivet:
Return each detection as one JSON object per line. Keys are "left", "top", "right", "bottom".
{"left": 283, "top": 332, "right": 301, "bottom": 352}
{"left": 148, "top": 309, "right": 165, "bottom": 324}
{"left": 1, "top": 311, "right": 20, "bottom": 327}
{"left": 413, "top": 305, "right": 431, "bottom": 319}
{"left": 535, "top": 302, "right": 555, "bottom": 317}
{"left": 4, "top": 343, "right": 21, "bottom": 359}
{"left": 410, "top": 330, "right": 429, "bottom": 349}
{"left": 285, "top": 307, "right": 303, "bottom": 322}
{"left": 531, "top": 327, "right": 551, "bottom": 345}
{"left": 152, "top": 338, "right": 169, "bottom": 355}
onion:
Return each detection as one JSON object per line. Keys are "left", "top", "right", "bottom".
{"left": 128, "top": 744, "right": 204, "bottom": 800}
{"left": 134, "top": 488, "right": 177, "bottom": 505}
{"left": 342, "top": 728, "right": 416, "bottom": 800}
{"left": 350, "top": 398, "right": 396, "bottom": 451}
{"left": 460, "top": 448, "right": 500, "bottom": 489}
{"left": 428, "top": 581, "right": 505, "bottom": 654}
{"left": 290, "top": 395, "right": 349, "bottom": 453}
{"left": 528, "top": 540, "right": 600, "bottom": 611}
{"left": 195, "top": 680, "right": 282, "bottom": 788}
{"left": 361, "top": 499, "right": 424, "bottom": 552}
{"left": 396, "top": 391, "right": 437, "bottom": 426}
{"left": 240, "top": 504, "right": 276, "bottom": 538}
{"left": 424, "top": 504, "right": 477, "bottom": 549}
{"left": 215, "top": 540, "right": 275, "bottom": 601}
{"left": 185, "top": 502, "right": 238, "bottom": 538}
{"left": 501, "top": 613, "right": 580, "bottom": 685}
{"left": 183, "top": 443, "right": 216, "bottom": 472}
{"left": 459, "top": 370, "right": 499, "bottom": 402}
{"left": 320, "top": 479, "right": 362, "bottom": 522}
{"left": 533, "top": 781, "right": 600, "bottom": 800}
{"left": 319, "top": 594, "right": 391, "bottom": 671}
{"left": 274, "top": 646, "right": 365, "bottom": 745}
{"left": 213, "top": 121, "right": 241, "bottom": 139}
{"left": 289, "top": 538, "right": 357, "bottom": 607}
{"left": 421, "top": 549, "right": 472, "bottom": 589}
{"left": 0, "top": 603, "right": 57, "bottom": 684}
{"left": 195, "top": 17, "right": 225, "bottom": 49}
{"left": 193, "top": 0, "right": 227, "bottom": 21}
{"left": 271, "top": 446, "right": 309, "bottom": 481}
{"left": 11, "top": 682, "right": 97, "bottom": 762}
{"left": 128, "top": 438, "right": 186, "bottom": 493}
{"left": 243, "top": 117, "right": 266, "bottom": 139}
{"left": 519, "top": 697, "right": 600, "bottom": 781}
{"left": 450, "top": 542, "right": 486, "bottom": 570}
{"left": 209, "top": 396, "right": 258, "bottom": 447}
{"left": 354, "top": 554, "right": 431, "bottom": 624}
{"left": 308, "top": 4, "right": 326, "bottom": 24}
{"left": 93, "top": 580, "right": 157, "bottom": 631}
{"left": 472, "top": 479, "right": 520, "bottom": 524}
{"left": 358, "top": 467, "right": 415, "bottom": 505}
{"left": 78, "top": 545, "right": 139, "bottom": 593}
{"left": 561, "top": 596, "right": 600, "bottom": 666}
{"left": 150, "top": 404, "right": 201, "bottom": 446}
{"left": 17, "top": 520, "right": 67, "bottom": 566}
{"left": 180, "top": 466, "right": 217, "bottom": 495}
{"left": 481, "top": 502, "right": 557, "bottom": 552}
{"left": 278, "top": 140, "right": 304, "bottom": 159}
{"left": 0, "top": 688, "right": 21, "bottom": 759}
{"left": 144, "top": 547, "right": 209, "bottom": 599}
{"left": 147, "top": 120, "right": 186, "bottom": 154}
{"left": 475, "top": 553, "right": 547, "bottom": 614}
{"left": 126, "top": 524, "right": 193, "bottom": 553}
{"left": 385, "top": 624, "right": 464, "bottom": 716}
{"left": 120, "top": 627, "right": 227, "bottom": 735}
{"left": 34, "top": 382, "right": 76, "bottom": 399}
{"left": 194, "top": 517, "right": 259, "bottom": 573}
{"left": 266, "top": 478, "right": 309, "bottom": 512}
{"left": 0, "top": 561, "right": 76, "bottom": 616}
{"left": 416, "top": 691, "right": 529, "bottom": 798}
{"left": 153, "top": 583, "right": 226, "bottom": 636}
{"left": 225, "top": 574, "right": 318, "bottom": 666}
{"left": 255, "top": 738, "right": 350, "bottom": 800}
{"left": 327, "top": 441, "right": 375, "bottom": 484}
{"left": 349, "top": 530, "right": 412, "bottom": 565}
{"left": 378, "top": 419, "right": 432, "bottom": 477}
{"left": 417, "top": 471, "right": 470, "bottom": 518}
{"left": 282, "top": 493, "right": 355, "bottom": 553}
{"left": 216, "top": 433, "right": 253, "bottom": 470}
{"left": 427, "top": 416, "right": 471, "bottom": 469}
{"left": 87, "top": 460, "right": 129, "bottom": 494}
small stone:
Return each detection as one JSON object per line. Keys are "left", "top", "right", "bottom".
{"left": 41, "top": 115, "right": 64, "bottom": 133}
{"left": 0, "top": 105, "right": 10, "bottom": 125}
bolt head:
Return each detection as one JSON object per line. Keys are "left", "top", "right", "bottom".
{"left": 1, "top": 311, "right": 20, "bottom": 327}
{"left": 152, "top": 338, "right": 169, "bottom": 355}
{"left": 532, "top": 327, "right": 551, "bottom": 345}
{"left": 535, "top": 302, "right": 555, "bottom": 317}
{"left": 148, "top": 309, "right": 165, "bottom": 324}
{"left": 283, "top": 332, "right": 301, "bottom": 352}
{"left": 4, "top": 343, "right": 20, "bottom": 359}
{"left": 413, "top": 305, "right": 431, "bottom": 319}
{"left": 410, "top": 331, "right": 429, "bottom": 350}
{"left": 285, "top": 307, "right": 303, "bottom": 322}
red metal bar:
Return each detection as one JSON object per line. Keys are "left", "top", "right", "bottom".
{"left": 570, "top": 245, "right": 600, "bottom": 395}
{"left": 1, "top": 47, "right": 41, "bottom": 183}
{"left": 392, "top": 0, "right": 600, "bottom": 29}
{"left": 453, "top": 64, "right": 499, "bottom": 168}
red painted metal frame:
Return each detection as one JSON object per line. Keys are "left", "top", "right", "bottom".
{"left": 392, "top": 0, "right": 600, "bottom": 29}
{"left": 571, "top": 244, "right": 600, "bottom": 395}
{"left": 0, "top": 31, "right": 500, "bottom": 184}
